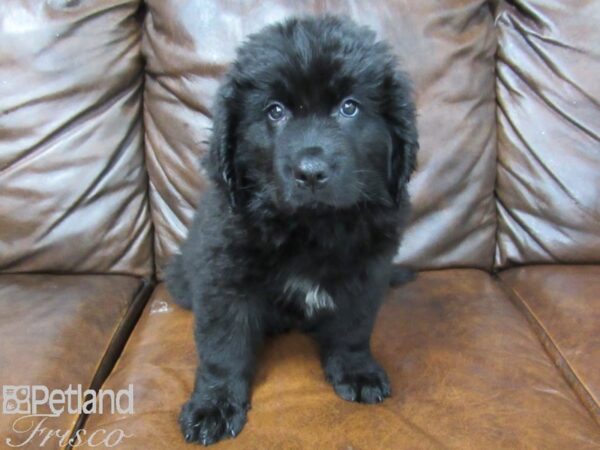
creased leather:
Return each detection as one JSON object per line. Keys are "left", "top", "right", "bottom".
{"left": 495, "top": 0, "right": 600, "bottom": 268}
{"left": 0, "top": 0, "right": 152, "bottom": 276}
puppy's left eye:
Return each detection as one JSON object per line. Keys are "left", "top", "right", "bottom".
{"left": 340, "top": 99, "right": 359, "bottom": 118}
{"left": 266, "top": 102, "right": 286, "bottom": 122}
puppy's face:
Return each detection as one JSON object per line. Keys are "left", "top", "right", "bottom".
{"left": 209, "top": 16, "right": 418, "bottom": 213}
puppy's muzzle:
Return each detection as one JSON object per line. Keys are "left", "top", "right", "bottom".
{"left": 293, "top": 146, "right": 331, "bottom": 191}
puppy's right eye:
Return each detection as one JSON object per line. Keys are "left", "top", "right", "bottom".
{"left": 339, "top": 99, "right": 359, "bottom": 117}
{"left": 266, "top": 102, "right": 286, "bottom": 122}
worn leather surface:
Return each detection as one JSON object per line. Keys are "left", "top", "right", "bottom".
{"left": 0, "top": 0, "right": 152, "bottom": 276}
{"left": 80, "top": 272, "right": 600, "bottom": 449}
{"left": 500, "top": 265, "right": 600, "bottom": 422}
{"left": 0, "top": 275, "right": 143, "bottom": 450}
{"left": 495, "top": 1, "right": 600, "bottom": 268}
{"left": 142, "top": 0, "right": 498, "bottom": 278}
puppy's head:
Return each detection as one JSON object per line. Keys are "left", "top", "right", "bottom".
{"left": 207, "top": 16, "right": 418, "bottom": 213}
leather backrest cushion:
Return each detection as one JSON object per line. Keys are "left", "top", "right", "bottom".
{"left": 143, "top": 0, "right": 498, "bottom": 277}
{"left": 495, "top": 1, "right": 600, "bottom": 268}
{"left": 0, "top": 0, "right": 152, "bottom": 276}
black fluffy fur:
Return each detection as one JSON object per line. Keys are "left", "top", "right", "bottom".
{"left": 166, "top": 16, "right": 418, "bottom": 446}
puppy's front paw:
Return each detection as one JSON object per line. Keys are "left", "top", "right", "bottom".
{"left": 329, "top": 366, "right": 391, "bottom": 404}
{"left": 179, "top": 396, "right": 247, "bottom": 446}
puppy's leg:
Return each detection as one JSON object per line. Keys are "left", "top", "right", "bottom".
{"left": 180, "top": 300, "right": 263, "bottom": 446}
{"left": 312, "top": 276, "right": 391, "bottom": 404}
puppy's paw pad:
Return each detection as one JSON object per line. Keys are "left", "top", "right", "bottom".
{"left": 179, "top": 398, "right": 247, "bottom": 445}
{"left": 333, "top": 371, "right": 391, "bottom": 404}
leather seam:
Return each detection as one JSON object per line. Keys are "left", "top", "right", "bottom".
{"left": 496, "top": 275, "right": 600, "bottom": 426}
{"left": 63, "top": 277, "right": 155, "bottom": 450}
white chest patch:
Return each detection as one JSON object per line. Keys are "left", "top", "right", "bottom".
{"left": 283, "top": 277, "right": 336, "bottom": 317}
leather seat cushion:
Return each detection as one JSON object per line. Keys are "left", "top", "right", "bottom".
{"left": 500, "top": 265, "right": 600, "bottom": 421}
{"left": 80, "top": 271, "right": 600, "bottom": 449}
{"left": 0, "top": 275, "right": 148, "bottom": 448}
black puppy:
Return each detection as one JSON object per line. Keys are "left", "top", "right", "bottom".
{"left": 167, "top": 15, "right": 418, "bottom": 446}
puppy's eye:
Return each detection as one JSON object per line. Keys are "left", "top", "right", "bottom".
{"left": 266, "top": 102, "right": 286, "bottom": 122}
{"left": 340, "top": 99, "right": 359, "bottom": 118}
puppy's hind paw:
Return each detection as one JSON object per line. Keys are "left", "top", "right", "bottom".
{"left": 179, "top": 396, "right": 247, "bottom": 446}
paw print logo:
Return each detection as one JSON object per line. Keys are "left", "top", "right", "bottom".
{"left": 2, "top": 386, "right": 31, "bottom": 414}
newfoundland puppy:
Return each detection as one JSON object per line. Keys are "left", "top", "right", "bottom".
{"left": 167, "top": 15, "right": 418, "bottom": 445}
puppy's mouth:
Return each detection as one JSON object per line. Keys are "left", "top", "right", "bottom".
{"left": 274, "top": 183, "right": 358, "bottom": 213}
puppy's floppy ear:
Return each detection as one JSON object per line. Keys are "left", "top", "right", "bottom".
{"left": 385, "top": 71, "right": 419, "bottom": 204}
{"left": 206, "top": 77, "right": 241, "bottom": 210}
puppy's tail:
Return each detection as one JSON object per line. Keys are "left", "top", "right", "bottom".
{"left": 389, "top": 265, "right": 416, "bottom": 287}
{"left": 165, "top": 253, "right": 193, "bottom": 310}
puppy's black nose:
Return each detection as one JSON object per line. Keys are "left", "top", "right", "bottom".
{"left": 293, "top": 156, "right": 329, "bottom": 190}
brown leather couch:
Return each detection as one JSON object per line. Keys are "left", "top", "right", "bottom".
{"left": 1, "top": 1, "right": 599, "bottom": 449}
